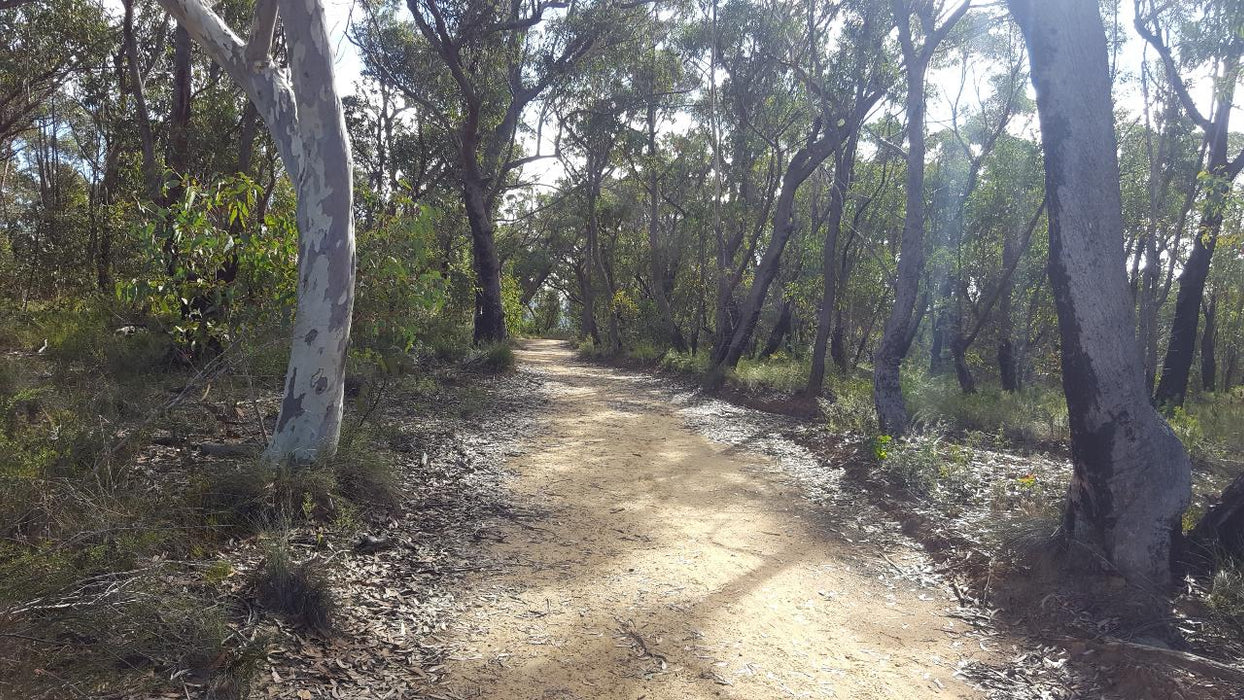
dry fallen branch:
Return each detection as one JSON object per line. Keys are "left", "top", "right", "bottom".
{"left": 1062, "top": 636, "right": 1244, "bottom": 687}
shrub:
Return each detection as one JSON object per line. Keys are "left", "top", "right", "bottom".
{"left": 907, "top": 376, "right": 1068, "bottom": 445}
{"left": 627, "top": 342, "right": 663, "bottom": 363}
{"left": 874, "top": 430, "right": 970, "bottom": 498}
{"left": 253, "top": 543, "right": 334, "bottom": 635}
{"left": 577, "top": 338, "right": 602, "bottom": 357}
{"left": 660, "top": 349, "right": 710, "bottom": 376}
{"left": 198, "top": 462, "right": 337, "bottom": 534}
{"left": 730, "top": 356, "right": 808, "bottom": 394}
{"left": 1206, "top": 560, "right": 1244, "bottom": 629}
{"left": 822, "top": 376, "right": 877, "bottom": 436}
{"left": 467, "top": 341, "right": 515, "bottom": 373}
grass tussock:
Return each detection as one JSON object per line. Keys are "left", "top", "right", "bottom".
{"left": 1206, "top": 559, "right": 1244, "bottom": 630}
{"left": 467, "top": 340, "right": 516, "bottom": 373}
{"left": 254, "top": 543, "right": 334, "bottom": 636}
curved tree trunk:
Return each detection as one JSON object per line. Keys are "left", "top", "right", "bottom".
{"left": 873, "top": 0, "right": 968, "bottom": 435}
{"left": 873, "top": 43, "right": 928, "bottom": 436}
{"left": 158, "top": 0, "right": 357, "bottom": 463}
{"left": 715, "top": 126, "right": 845, "bottom": 372}
{"left": 1010, "top": 0, "right": 1191, "bottom": 590}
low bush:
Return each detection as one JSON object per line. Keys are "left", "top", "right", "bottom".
{"left": 822, "top": 376, "right": 877, "bottom": 436}
{"left": 254, "top": 542, "right": 334, "bottom": 635}
{"left": 731, "top": 355, "right": 808, "bottom": 394}
{"left": 1206, "top": 559, "right": 1244, "bottom": 630}
{"left": 659, "top": 349, "right": 710, "bottom": 376}
{"left": 467, "top": 340, "right": 516, "bottom": 373}
{"left": 907, "top": 376, "right": 1069, "bottom": 445}
{"left": 874, "top": 430, "right": 971, "bottom": 498}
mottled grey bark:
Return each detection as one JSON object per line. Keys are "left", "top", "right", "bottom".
{"left": 1009, "top": 0, "right": 1191, "bottom": 590}
{"left": 157, "top": 0, "right": 356, "bottom": 463}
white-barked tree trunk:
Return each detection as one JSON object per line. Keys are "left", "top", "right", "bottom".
{"left": 154, "top": 0, "right": 356, "bottom": 463}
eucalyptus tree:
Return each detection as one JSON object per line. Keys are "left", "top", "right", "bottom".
{"left": 872, "top": 0, "right": 969, "bottom": 435}
{"left": 635, "top": 6, "right": 693, "bottom": 352}
{"left": 1119, "top": 60, "right": 1201, "bottom": 395}
{"left": 926, "top": 21, "right": 1032, "bottom": 394}
{"left": 1136, "top": 0, "right": 1244, "bottom": 407}
{"left": 558, "top": 61, "right": 636, "bottom": 353}
{"left": 358, "top": 0, "right": 639, "bottom": 344}
{"left": 0, "top": 0, "right": 109, "bottom": 146}
{"left": 154, "top": 0, "right": 356, "bottom": 462}
{"left": 698, "top": 0, "right": 788, "bottom": 353}
{"left": 1008, "top": 0, "right": 1191, "bottom": 590}
{"left": 710, "top": 0, "right": 890, "bottom": 374}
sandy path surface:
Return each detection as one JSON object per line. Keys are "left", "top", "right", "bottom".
{"left": 426, "top": 339, "right": 986, "bottom": 699}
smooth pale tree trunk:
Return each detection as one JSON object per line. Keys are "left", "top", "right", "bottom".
{"left": 156, "top": 0, "right": 356, "bottom": 463}
{"left": 1009, "top": 0, "right": 1191, "bottom": 590}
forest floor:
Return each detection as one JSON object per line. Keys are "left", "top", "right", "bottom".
{"left": 101, "top": 336, "right": 1236, "bottom": 700}
{"left": 406, "top": 338, "right": 991, "bottom": 699}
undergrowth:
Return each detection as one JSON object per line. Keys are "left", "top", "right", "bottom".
{"left": 0, "top": 303, "right": 420, "bottom": 697}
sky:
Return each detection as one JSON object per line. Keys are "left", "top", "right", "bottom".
{"left": 314, "top": 0, "right": 1239, "bottom": 190}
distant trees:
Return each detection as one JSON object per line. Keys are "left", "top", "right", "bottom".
{"left": 3, "top": 0, "right": 1243, "bottom": 588}
{"left": 1136, "top": 0, "right": 1244, "bottom": 408}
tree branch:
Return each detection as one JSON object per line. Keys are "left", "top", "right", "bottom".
{"left": 245, "top": 0, "right": 279, "bottom": 64}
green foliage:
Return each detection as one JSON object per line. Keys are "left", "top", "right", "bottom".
{"left": 1173, "top": 397, "right": 1244, "bottom": 471}
{"left": 907, "top": 376, "right": 1069, "bottom": 445}
{"left": 660, "top": 350, "right": 711, "bottom": 375}
{"left": 41, "top": 304, "right": 172, "bottom": 375}
{"left": 354, "top": 205, "right": 457, "bottom": 362}
{"left": 117, "top": 175, "right": 298, "bottom": 356}
{"left": 730, "top": 355, "right": 808, "bottom": 394}
{"left": 874, "top": 430, "right": 971, "bottom": 498}
{"left": 467, "top": 341, "right": 516, "bottom": 374}
{"left": 823, "top": 376, "right": 879, "bottom": 436}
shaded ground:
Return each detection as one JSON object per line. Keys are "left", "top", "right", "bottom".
{"left": 414, "top": 340, "right": 995, "bottom": 699}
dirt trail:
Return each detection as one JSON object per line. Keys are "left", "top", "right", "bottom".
{"left": 425, "top": 339, "right": 989, "bottom": 699}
